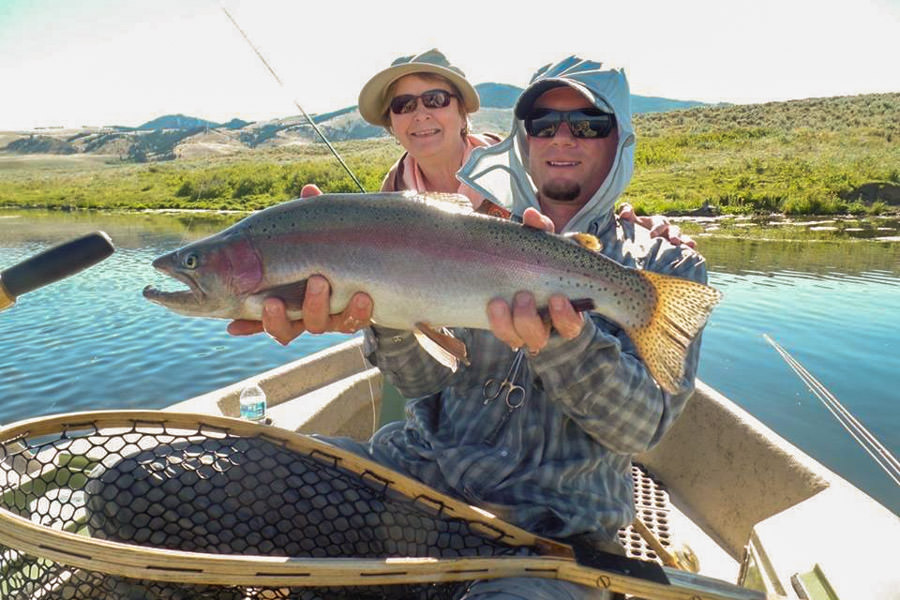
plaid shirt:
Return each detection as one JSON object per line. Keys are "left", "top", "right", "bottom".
{"left": 360, "top": 216, "right": 708, "bottom": 541}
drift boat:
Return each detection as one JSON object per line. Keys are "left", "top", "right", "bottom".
{"left": 161, "top": 337, "right": 899, "bottom": 600}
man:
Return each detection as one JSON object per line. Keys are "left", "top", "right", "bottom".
{"left": 230, "top": 57, "right": 709, "bottom": 600}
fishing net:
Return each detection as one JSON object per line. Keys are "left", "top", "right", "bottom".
{"left": 0, "top": 412, "right": 560, "bottom": 600}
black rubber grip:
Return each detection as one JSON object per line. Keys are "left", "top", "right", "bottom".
{"left": 1, "top": 231, "right": 115, "bottom": 298}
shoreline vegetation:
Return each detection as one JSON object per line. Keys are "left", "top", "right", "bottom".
{"left": 1, "top": 93, "right": 898, "bottom": 240}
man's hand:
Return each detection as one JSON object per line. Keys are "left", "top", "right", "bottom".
{"left": 522, "top": 206, "right": 555, "bottom": 231}
{"left": 226, "top": 183, "right": 374, "bottom": 346}
{"left": 618, "top": 203, "right": 696, "bottom": 249}
{"left": 487, "top": 207, "right": 584, "bottom": 354}
{"left": 487, "top": 293, "right": 584, "bottom": 355}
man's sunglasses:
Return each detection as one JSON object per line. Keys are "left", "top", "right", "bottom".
{"left": 524, "top": 108, "right": 617, "bottom": 139}
{"left": 389, "top": 89, "right": 457, "bottom": 115}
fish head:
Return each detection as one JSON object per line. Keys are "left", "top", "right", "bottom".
{"left": 143, "top": 232, "right": 263, "bottom": 319}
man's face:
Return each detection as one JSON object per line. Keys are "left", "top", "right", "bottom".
{"left": 526, "top": 87, "right": 619, "bottom": 208}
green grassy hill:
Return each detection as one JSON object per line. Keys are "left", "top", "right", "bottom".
{"left": 0, "top": 93, "right": 896, "bottom": 216}
{"left": 625, "top": 93, "right": 899, "bottom": 215}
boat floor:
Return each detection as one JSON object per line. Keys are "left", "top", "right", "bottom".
{"left": 625, "top": 464, "right": 739, "bottom": 584}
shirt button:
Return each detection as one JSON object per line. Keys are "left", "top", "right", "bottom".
{"left": 499, "top": 449, "right": 509, "bottom": 457}
{"left": 392, "top": 335, "right": 404, "bottom": 344}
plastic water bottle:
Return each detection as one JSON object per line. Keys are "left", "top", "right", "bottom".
{"left": 239, "top": 383, "right": 267, "bottom": 422}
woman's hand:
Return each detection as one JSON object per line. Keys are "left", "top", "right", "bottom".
{"left": 618, "top": 203, "right": 696, "bottom": 249}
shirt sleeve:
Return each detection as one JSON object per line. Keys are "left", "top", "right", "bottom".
{"left": 363, "top": 325, "right": 460, "bottom": 397}
{"left": 527, "top": 249, "right": 709, "bottom": 454}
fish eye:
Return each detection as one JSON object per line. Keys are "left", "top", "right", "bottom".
{"left": 182, "top": 253, "right": 199, "bottom": 269}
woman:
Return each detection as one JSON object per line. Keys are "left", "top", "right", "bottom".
{"left": 358, "top": 48, "right": 507, "bottom": 215}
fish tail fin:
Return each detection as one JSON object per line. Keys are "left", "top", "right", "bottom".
{"left": 625, "top": 271, "right": 722, "bottom": 394}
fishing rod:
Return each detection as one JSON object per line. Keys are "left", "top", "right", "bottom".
{"left": 0, "top": 232, "right": 115, "bottom": 313}
{"left": 218, "top": 4, "right": 366, "bottom": 193}
{"left": 763, "top": 334, "right": 900, "bottom": 487}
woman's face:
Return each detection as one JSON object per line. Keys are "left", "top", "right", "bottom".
{"left": 388, "top": 74, "right": 467, "bottom": 162}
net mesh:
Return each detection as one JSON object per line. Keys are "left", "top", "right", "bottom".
{"left": 0, "top": 415, "right": 538, "bottom": 600}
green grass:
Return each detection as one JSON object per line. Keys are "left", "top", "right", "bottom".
{"left": 0, "top": 140, "right": 400, "bottom": 211}
{"left": 1, "top": 93, "right": 897, "bottom": 216}
{"left": 623, "top": 93, "right": 899, "bottom": 216}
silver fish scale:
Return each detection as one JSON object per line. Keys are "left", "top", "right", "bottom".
{"left": 240, "top": 192, "right": 643, "bottom": 296}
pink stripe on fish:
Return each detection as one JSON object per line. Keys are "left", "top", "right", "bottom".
{"left": 223, "top": 237, "right": 262, "bottom": 294}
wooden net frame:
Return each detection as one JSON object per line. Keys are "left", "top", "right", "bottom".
{"left": 0, "top": 411, "right": 770, "bottom": 600}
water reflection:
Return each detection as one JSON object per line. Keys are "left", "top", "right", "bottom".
{"left": 698, "top": 236, "right": 899, "bottom": 515}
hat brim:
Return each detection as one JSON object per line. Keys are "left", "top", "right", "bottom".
{"left": 514, "top": 79, "right": 598, "bottom": 120}
{"left": 358, "top": 63, "right": 480, "bottom": 127}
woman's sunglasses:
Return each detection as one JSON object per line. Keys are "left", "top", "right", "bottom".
{"left": 389, "top": 89, "right": 457, "bottom": 115}
{"left": 524, "top": 108, "right": 617, "bottom": 139}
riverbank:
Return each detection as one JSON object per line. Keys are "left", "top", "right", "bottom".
{"left": 2, "top": 93, "right": 898, "bottom": 217}
{"left": 676, "top": 213, "right": 900, "bottom": 242}
{"left": 1, "top": 204, "right": 898, "bottom": 246}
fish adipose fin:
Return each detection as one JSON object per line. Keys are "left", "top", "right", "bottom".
{"left": 565, "top": 232, "right": 603, "bottom": 252}
{"left": 414, "top": 323, "right": 470, "bottom": 372}
{"left": 626, "top": 272, "right": 723, "bottom": 394}
{"left": 262, "top": 279, "right": 308, "bottom": 311}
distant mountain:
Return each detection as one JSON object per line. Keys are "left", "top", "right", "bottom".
{"left": 222, "top": 118, "right": 252, "bottom": 130}
{"left": 311, "top": 106, "right": 358, "bottom": 123}
{"left": 476, "top": 82, "right": 707, "bottom": 114}
{"left": 631, "top": 95, "right": 707, "bottom": 113}
{"left": 4, "top": 135, "right": 78, "bottom": 155}
{"left": 0, "top": 84, "right": 715, "bottom": 161}
{"left": 475, "top": 83, "right": 525, "bottom": 109}
{"left": 137, "top": 114, "right": 223, "bottom": 131}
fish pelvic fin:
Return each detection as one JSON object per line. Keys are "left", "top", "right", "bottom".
{"left": 625, "top": 271, "right": 723, "bottom": 394}
{"left": 262, "top": 279, "right": 308, "bottom": 311}
{"left": 413, "top": 323, "right": 470, "bottom": 372}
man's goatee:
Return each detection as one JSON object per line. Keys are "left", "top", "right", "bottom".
{"left": 541, "top": 182, "right": 581, "bottom": 202}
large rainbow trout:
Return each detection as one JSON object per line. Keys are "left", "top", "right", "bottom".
{"left": 144, "top": 192, "right": 722, "bottom": 393}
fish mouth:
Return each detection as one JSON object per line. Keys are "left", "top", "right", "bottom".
{"left": 142, "top": 261, "right": 205, "bottom": 309}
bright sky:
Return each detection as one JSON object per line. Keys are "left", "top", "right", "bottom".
{"left": 1, "top": 0, "right": 898, "bottom": 131}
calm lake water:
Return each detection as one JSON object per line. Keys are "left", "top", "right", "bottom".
{"left": 1, "top": 210, "right": 898, "bottom": 516}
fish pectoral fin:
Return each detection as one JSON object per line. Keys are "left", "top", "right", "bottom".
{"left": 564, "top": 232, "right": 603, "bottom": 252}
{"left": 536, "top": 298, "right": 596, "bottom": 325}
{"left": 413, "top": 323, "right": 470, "bottom": 371}
{"left": 261, "top": 279, "right": 308, "bottom": 311}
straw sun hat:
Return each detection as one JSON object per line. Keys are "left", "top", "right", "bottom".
{"left": 358, "top": 49, "right": 480, "bottom": 127}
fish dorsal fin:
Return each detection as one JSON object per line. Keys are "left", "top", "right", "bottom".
{"left": 413, "top": 322, "right": 470, "bottom": 372}
{"left": 565, "top": 232, "right": 603, "bottom": 252}
{"left": 262, "top": 279, "right": 308, "bottom": 311}
{"left": 405, "top": 191, "right": 475, "bottom": 215}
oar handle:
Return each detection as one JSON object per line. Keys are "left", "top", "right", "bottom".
{"left": 0, "top": 231, "right": 115, "bottom": 311}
